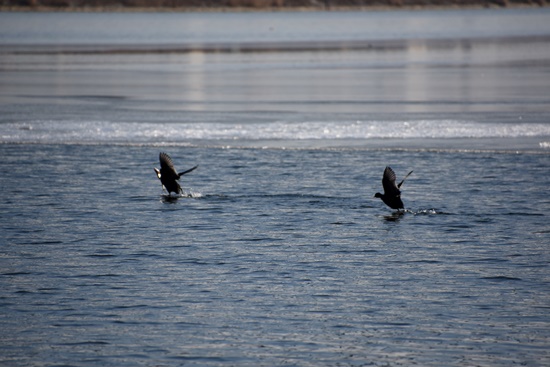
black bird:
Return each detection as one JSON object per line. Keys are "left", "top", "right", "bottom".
{"left": 374, "top": 166, "right": 413, "bottom": 210}
{"left": 154, "top": 152, "right": 198, "bottom": 195}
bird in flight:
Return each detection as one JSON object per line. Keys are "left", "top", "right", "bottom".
{"left": 374, "top": 166, "right": 413, "bottom": 210}
{"left": 154, "top": 152, "right": 198, "bottom": 195}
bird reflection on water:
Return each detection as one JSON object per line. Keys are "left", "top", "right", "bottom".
{"left": 161, "top": 195, "right": 180, "bottom": 203}
{"left": 383, "top": 211, "right": 405, "bottom": 222}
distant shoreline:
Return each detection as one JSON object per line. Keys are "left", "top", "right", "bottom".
{"left": 1, "top": 0, "right": 547, "bottom": 13}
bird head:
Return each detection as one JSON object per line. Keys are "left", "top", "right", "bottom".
{"left": 154, "top": 168, "right": 161, "bottom": 179}
{"left": 374, "top": 192, "right": 382, "bottom": 198}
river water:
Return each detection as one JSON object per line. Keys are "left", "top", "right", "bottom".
{"left": 1, "top": 8, "right": 549, "bottom": 367}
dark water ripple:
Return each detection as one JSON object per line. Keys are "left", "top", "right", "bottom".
{"left": 1, "top": 144, "right": 549, "bottom": 366}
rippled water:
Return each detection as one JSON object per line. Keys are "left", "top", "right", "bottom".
{"left": 1, "top": 8, "right": 550, "bottom": 367}
{"left": 1, "top": 144, "right": 549, "bottom": 366}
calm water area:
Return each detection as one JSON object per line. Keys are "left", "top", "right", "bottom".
{"left": 1, "top": 8, "right": 550, "bottom": 366}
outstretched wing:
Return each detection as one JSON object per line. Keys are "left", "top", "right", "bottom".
{"left": 397, "top": 170, "right": 413, "bottom": 189}
{"left": 159, "top": 152, "right": 178, "bottom": 177}
{"left": 382, "top": 166, "right": 400, "bottom": 197}
{"left": 178, "top": 165, "right": 198, "bottom": 178}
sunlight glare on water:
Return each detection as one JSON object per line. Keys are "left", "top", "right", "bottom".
{"left": 1, "top": 120, "right": 550, "bottom": 149}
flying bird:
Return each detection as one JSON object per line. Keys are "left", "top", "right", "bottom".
{"left": 154, "top": 152, "right": 198, "bottom": 195}
{"left": 374, "top": 166, "right": 413, "bottom": 210}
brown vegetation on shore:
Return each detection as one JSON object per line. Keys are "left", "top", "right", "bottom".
{"left": 0, "top": 0, "right": 546, "bottom": 11}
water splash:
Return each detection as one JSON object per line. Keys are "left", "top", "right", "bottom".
{"left": 413, "top": 208, "right": 443, "bottom": 215}
{"left": 159, "top": 190, "right": 202, "bottom": 202}
{"left": 185, "top": 190, "right": 203, "bottom": 199}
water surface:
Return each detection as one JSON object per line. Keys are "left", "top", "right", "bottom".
{"left": 1, "top": 8, "right": 550, "bottom": 367}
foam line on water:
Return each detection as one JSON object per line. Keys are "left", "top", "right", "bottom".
{"left": 2, "top": 120, "right": 550, "bottom": 144}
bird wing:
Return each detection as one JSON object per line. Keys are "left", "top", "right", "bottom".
{"left": 178, "top": 165, "right": 198, "bottom": 178}
{"left": 397, "top": 170, "right": 413, "bottom": 189}
{"left": 382, "top": 166, "right": 401, "bottom": 196}
{"left": 159, "top": 152, "right": 178, "bottom": 176}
